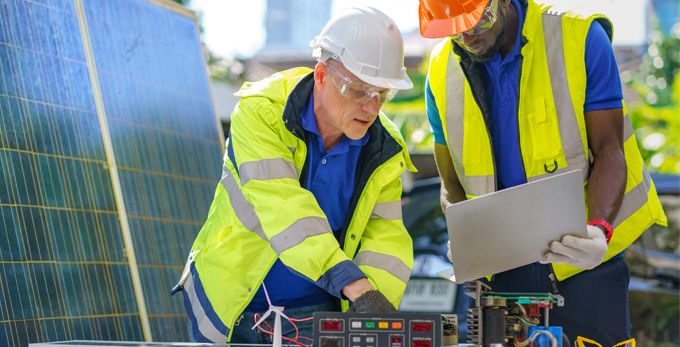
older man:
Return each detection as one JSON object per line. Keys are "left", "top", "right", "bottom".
{"left": 172, "top": 6, "right": 416, "bottom": 344}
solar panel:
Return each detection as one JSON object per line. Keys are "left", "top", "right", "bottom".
{"left": 0, "top": 0, "right": 223, "bottom": 345}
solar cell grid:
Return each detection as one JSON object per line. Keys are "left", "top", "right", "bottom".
{"left": 1, "top": 0, "right": 221, "bottom": 345}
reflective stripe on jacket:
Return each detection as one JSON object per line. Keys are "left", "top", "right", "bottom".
{"left": 427, "top": 0, "right": 667, "bottom": 281}
{"left": 171, "top": 67, "right": 416, "bottom": 342}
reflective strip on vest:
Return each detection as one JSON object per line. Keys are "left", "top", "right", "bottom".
{"left": 183, "top": 270, "right": 228, "bottom": 343}
{"left": 353, "top": 250, "right": 411, "bottom": 284}
{"left": 220, "top": 165, "right": 268, "bottom": 241}
{"left": 539, "top": 14, "right": 652, "bottom": 226}
{"left": 614, "top": 163, "right": 653, "bottom": 228}
{"left": 269, "top": 216, "right": 333, "bottom": 256}
{"left": 239, "top": 158, "right": 297, "bottom": 186}
{"left": 369, "top": 201, "right": 403, "bottom": 220}
{"left": 444, "top": 52, "right": 495, "bottom": 196}
{"left": 221, "top": 165, "right": 333, "bottom": 253}
{"left": 529, "top": 14, "right": 590, "bottom": 183}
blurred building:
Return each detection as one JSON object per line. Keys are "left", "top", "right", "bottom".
{"left": 261, "top": 0, "right": 333, "bottom": 56}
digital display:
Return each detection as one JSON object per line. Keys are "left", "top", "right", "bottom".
{"left": 412, "top": 323, "right": 432, "bottom": 332}
{"left": 413, "top": 341, "right": 432, "bottom": 347}
{"left": 322, "top": 338, "right": 342, "bottom": 347}
{"left": 322, "top": 321, "right": 343, "bottom": 331}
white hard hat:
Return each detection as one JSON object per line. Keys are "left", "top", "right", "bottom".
{"left": 309, "top": 6, "right": 413, "bottom": 90}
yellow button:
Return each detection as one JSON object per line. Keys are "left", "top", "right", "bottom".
{"left": 379, "top": 322, "right": 388, "bottom": 329}
{"left": 392, "top": 322, "right": 402, "bottom": 329}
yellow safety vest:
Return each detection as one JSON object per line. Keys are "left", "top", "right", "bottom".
{"left": 427, "top": 0, "right": 667, "bottom": 280}
{"left": 172, "top": 68, "right": 416, "bottom": 342}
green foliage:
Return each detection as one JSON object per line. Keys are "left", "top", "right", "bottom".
{"left": 624, "top": 22, "right": 680, "bottom": 174}
{"left": 382, "top": 59, "right": 433, "bottom": 153}
{"left": 629, "top": 289, "right": 680, "bottom": 346}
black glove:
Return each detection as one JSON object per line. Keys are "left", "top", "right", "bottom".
{"left": 347, "top": 290, "right": 398, "bottom": 313}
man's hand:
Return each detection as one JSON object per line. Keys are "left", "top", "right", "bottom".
{"left": 540, "top": 225, "right": 608, "bottom": 270}
{"left": 347, "top": 290, "right": 399, "bottom": 313}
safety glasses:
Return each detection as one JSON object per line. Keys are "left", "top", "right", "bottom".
{"left": 450, "top": 0, "right": 499, "bottom": 41}
{"left": 326, "top": 64, "right": 398, "bottom": 103}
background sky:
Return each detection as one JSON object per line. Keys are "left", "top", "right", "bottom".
{"left": 188, "top": 0, "right": 648, "bottom": 59}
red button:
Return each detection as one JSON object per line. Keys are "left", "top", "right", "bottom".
{"left": 412, "top": 323, "right": 431, "bottom": 332}
{"left": 392, "top": 337, "right": 402, "bottom": 343}
{"left": 322, "top": 321, "right": 342, "bottom": 331}
{"left": 413, "top": 341, "right": 431, "bottom": 347}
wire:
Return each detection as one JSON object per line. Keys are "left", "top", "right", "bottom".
{"left": 514, "top": 329, "right": 558, "bottom": 347}
{"left": 253, "top": 313, "right": 313, "bottom": 347}
{"left": 513, "top": 315, "right": 538, "bottom": 327}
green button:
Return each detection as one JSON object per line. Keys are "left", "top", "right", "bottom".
{"left": 365, "top": 322, "right": 375, "bottom": 328}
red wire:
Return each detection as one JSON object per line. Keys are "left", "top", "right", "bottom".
{"left": 253, "top": 313, "right": 313, "bottom": 347}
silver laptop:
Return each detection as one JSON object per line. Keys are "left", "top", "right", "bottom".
{"left": 437, "top": 170, "right": 588, "bottom": 284}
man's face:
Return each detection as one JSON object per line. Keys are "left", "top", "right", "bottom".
{"left": 316, "top": 62, "right": 384, "bottom": 140}
{"left": 453, "top": 0, "right": 508, "bottom": 62}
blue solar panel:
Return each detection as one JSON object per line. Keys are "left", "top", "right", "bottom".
{"left": 0, "top": 0, "right": 222, "bottom": 345}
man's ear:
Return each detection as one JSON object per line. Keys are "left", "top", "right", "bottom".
{"left": 314, "top": 63, "right": 326, "bottom": 90}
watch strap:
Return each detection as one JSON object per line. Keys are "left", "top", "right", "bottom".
{"left": 588, "top": 219, "right": 613, "bottom": 244}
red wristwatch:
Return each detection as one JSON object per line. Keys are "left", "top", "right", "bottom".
{"left": 588, "top": 219, "right": 613, "bottom": 244}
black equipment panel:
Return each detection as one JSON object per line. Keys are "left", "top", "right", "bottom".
{"left": 313, "top": 312, "right": 442, "bottom": 347}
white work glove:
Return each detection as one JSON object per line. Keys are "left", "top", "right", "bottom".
{"left": 539, "top": 225, "right": 608, "bottom": 270}
{"left": 447, "top": 240, "right": 453, "bottom": 263}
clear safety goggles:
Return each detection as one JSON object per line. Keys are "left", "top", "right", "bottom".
{"left": 450, "top": 0, "right": 499, "bottom": 41}
{"left": 326, "top": 63, "right": 398, "bottom": 103}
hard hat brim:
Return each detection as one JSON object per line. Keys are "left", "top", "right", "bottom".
{"left": 356, "top": 71, "right": 414, "bottom": 90}
{"left": 418, "top": 1, "right": 489, "bottom": 39}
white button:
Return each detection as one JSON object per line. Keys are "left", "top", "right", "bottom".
{"left": 366, "top": 337, "right": 375, "bottom": 343}
{"left": 351, "top": 321, "right": 362, "bottom": 328}
{"left": 322, "top": 159, "right": 327, "bottom": 164}
{"left": 353, "top": 337, "right": 361, "bottom": 342}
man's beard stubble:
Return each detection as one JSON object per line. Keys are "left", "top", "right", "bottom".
{"left": 466, "top": 9, "right": 507, "bottom": 62}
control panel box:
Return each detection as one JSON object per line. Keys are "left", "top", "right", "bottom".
{"left": 313, "top": 312, "right": 442, "bottom": 347}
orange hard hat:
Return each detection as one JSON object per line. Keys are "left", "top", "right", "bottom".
{"left": 418, "top": 0, "right": 490, "bottom": 38}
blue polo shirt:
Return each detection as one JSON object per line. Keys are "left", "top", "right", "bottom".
{"left": 246, "top": 91, "right": 369, "bottom": 312}
{"left": 426, "top": 0, "right": 623, "bottom": 190}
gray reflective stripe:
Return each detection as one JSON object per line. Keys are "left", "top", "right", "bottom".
{"left": 369, "top": 201, "right": 402, "bottom": 220}
{"left": 542, "top": 14, "right": 589, "bottom": 183}
{"left": 269, "top": 216, "right": 332, "bottom": 256}
{"left": 623, "top": 113, "right": 634, "bottom": 142}
{"left": 613, "top": 166, "right": 652, "bottom": 228}
{"left": 444, "top": 52, "right": 495, "bottom": 196}
{"left": 220, "top": 166, "right": 268, "bottom": 241}
{"left": 353, "top": 251, "right": 411, "bottom": 284}
{"left": 239, "top": 158, "right": 297, "bottom": 186}
{"left": 183, "top": 273, "right": 227, "bottom": 343}
{"left": 288, "top": 147, "right": 296, "bottom": 155}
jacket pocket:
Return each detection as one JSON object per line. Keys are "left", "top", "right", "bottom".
{"left": 527, "top": 97, "right": 563, "bottom": 161}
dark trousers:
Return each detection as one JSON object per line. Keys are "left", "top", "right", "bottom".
{"left": 479, "top": 258, "right": 631, "bottom": 346}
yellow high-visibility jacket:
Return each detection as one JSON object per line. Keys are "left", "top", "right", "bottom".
{"left": 427, "top": 0, "right": 667, "bottom": 280}
{"left": 172, "top": 68, "right": 416, "bottom": 342}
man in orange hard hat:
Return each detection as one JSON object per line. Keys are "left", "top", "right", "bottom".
{"left": 419, "top": 0, "right": 666, "bottom": 344}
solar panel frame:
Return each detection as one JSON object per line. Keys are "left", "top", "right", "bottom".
{"left": 0, "top": 0, "right": 224, "bottom": 344}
